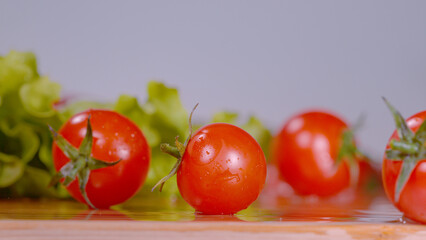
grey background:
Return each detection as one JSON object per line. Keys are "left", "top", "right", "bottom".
{"left": 1, "top": 0, "right": 426, "bottom": 163}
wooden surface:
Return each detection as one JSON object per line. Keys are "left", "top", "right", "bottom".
{"left": 2, "top": 219, "right": 426, "bottom": 240}
{"left": 0, "top": 195, "right": 425, "bottom": 240}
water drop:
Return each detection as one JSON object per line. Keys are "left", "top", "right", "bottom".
{"left": 399, "top": 216, "right": 407, "bottom": 224}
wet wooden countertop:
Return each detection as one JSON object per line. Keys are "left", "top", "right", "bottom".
{"left": 3, "top": 219, "right": 426, "bottom": 240}
{"left": 1, "top": 191, "right": 426, "bottom": 240}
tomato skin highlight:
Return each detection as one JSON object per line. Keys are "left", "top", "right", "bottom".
{"left": 272, "top": 111, "right": 353, "bottom": 197}
{"left": 52, "top": 109, "right": 150, "bottom": 209}
{"left": 177, "top": 123, "right": 267, "bottom": 215}
{"left": 382, "top": 111, "right": 426, "bottom": 224}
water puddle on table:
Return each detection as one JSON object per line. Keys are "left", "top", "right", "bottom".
{"left": 0, "top": 191, "right": 408, "bottom": 224}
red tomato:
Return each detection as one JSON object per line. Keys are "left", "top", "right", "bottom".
{"left": 177, "top": 123, "right": 267, "bottom": 214}
{"left": 52, "top": 109, "right": 150, "bottom": 209}
{"left": 272, "top": 111, "right": 357, "bottom": 197}
{"left": 382, "top": 110, "right": 426, "bottom": 224}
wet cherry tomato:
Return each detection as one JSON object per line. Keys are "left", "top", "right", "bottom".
{"left": 382, "top": 110, "right": 426, "bottom": 224}
{"left": 177, "top": 123, "right": 267, "bottom": 214}
{"left": 272, "top": 110, "right": 360, "bottom": 197}
{"left": 52, "top": 109, "right": 150, "bottom": 208}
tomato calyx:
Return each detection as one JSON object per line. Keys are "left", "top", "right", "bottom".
{"left": 383, "top": 97, "right": 426, "bottom": 203}
{"left": 151, "top": 103, "right": 199, "bottom": 192}
{"left": 336, "top": 117, "right": 365, "bottom": 187}
{"left": 48, "top": 115, "right": 121, "bottom": 209}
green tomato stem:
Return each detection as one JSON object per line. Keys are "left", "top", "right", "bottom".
{"left": 389, "top": 139, "right": 419, "bottom": 154}
{"left": 48, "top": 116, "right": 121, "bottom": 209}
{"left": 159, "top": 144, "right": 181, "bottom": 159}
{"left": 151, "top": 103, "right": 199, "bottom": 193}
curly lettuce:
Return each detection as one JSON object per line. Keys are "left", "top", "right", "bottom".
{"left": 0, "top": 51, "right": 65, "bottom": 197}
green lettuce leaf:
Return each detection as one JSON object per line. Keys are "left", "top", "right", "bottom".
{"left": 241, "top": 116, "right": 272, "bottom": 159}
{"left": 212, "top": 111, "right": 239, "bottom": 123}
{"left": 114, "top": 95, "right": 160, "bottom": 147}
{"left": 0, "top": 51, "right": 38, "bottom": 99}
{"left": 19, "top": 76, "right": 61, "bottom": 118}
{"left": 0, "top": 153, "right": 24, "bottom": 188}
{"left": 0, "top": 51, "right": 66, "bottom": 197}
{"left": 142, "top": 148, "right": 179, "bottom": 196}
{"left": 10, "top": 166, "right": 68, "bottom": 198}
{"left": 144, "top": 81, "right": 188, "bottom": 141}
{"left": 0, "top": 120, "right": 40, "bottom": 164}
{"left": 114, "top": 82, "right": 189, "bottom": 197}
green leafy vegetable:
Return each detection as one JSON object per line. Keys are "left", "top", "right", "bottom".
{"left": 19, "top": 76, "right": 61, "bottom": 118}
{"left": 0, "top": 50, "right": 65, "bottom": 197}
{"left": 114, "top": 95, "right": 160, "bottom": 147}
{"left": 10, "top": 166, "right": 68, "bottom": 198}
{"left": 0, "top": 154, "right": 24, "bottom": 188}
{"left": 0, "top": 51, "right": 38, "bottom": 99}
{"left": 113, "top": 82, "right": 188, "bottom": 197}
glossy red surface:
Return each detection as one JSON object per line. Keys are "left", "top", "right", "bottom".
{"left": 272, "top": 111, "right": 352, "bottom": 196}
{"left": 382, "top": 110, "right": 426, "bottom": 224}
{"left": 177, "top": 123, "right": 267, "bottom": 214}
{"left": 52, "top": 109, "right": 150, "bottom": 209}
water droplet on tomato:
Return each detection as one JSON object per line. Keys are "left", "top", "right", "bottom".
{"left": 224, "top": 174, "right": 240, "bottom": 184}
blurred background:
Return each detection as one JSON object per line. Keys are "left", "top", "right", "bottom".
{"left": 1, "top": 0, "right": 425, "bottom": 162}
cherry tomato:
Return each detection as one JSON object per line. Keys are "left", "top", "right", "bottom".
{"left": 177, "top": 123, "right": 267, "bottom": 214}
{"left": 382, "top": 110, "right": 426, "bottom": 224}
{"left": 272, "top": 110, "right": 359, "bottom": 197}
{"left": 52, "top": 109, "right": 150, "bottom": 209}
